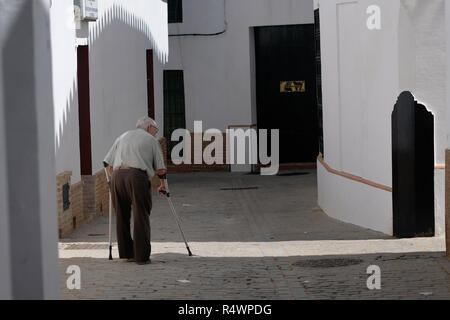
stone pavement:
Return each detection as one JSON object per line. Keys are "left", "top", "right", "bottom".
{"left": 59, "top": 171, "right": 450, "bottom": 299}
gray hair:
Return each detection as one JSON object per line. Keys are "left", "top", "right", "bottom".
{"left": 136, "top": 116, "right": 158, "bottom": 131}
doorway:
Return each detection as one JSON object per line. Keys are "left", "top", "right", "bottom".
{"left": 77, "top": 45, "right": 92, "bottom": 176}
{"left": 254, "top": 24, "right": 318, "bottom": 163}
{"left": 146, "top": 49, "right": 155, "bottom": 119}
{"left": 392, "top": 91, "right": 435, "bottom": 238}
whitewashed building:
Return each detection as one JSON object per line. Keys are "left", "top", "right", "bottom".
{"left": 53, "top": 0, "right": 168, "bottom": 183}
{"left": 51, "top": 0, "right": 168, "bottom": 237}
{"left": 1, "top": 0, "right": 448, "bottom": 300}
{"left": 163, "top": 0, "right": 318, "bottom": 170}
{"left": 0, "top": 0, "right": 168, "bottom": 299}
{"left": 164, "top": 0, "right": 448, "bottom": 241}
{"left": 315, "top": 0, "right": 449, "bottom": 238}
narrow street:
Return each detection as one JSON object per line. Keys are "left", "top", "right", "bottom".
{"left": 2, "top": 0, "right": 450, "bottom": 302}
{"left": 59, "top": 171, "right": 450, "bottom": 299}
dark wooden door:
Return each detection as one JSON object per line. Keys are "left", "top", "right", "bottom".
{"left": 147, "top": 49, "right": 155, "bottom": 119}
{"left": 255, "top": 24, "right": 318, "bottom": 163}
{"left": 163, "top": 70, "right": 186, "bottom": 160}
{"left": 392, "top": 91, "right": 434, "bottom": 238}
{"left": 77, "top": 45, "right": 92, "bottom": 176}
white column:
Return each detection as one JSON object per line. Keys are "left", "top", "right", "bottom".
{"left": 0, "top": 29, "right": 12, "bottom": 297}
{"left": 445, "top": 0, "right": 450, "bottom": 257}
{"left": 0, "top": 0, "right": 59, "bottom": 299}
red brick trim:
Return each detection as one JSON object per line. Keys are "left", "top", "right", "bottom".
{"left": 165, "top": 132, "right": 230, "bottom": 173}
{"left": 318, "top": 154, "right": 392, "bottom": 192}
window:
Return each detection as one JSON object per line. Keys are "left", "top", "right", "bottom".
{"left": 164, "top": 70, "right": 186, "bottom": 160}
{"left": 168, "top": 0, "right": 183, "bottom": 23}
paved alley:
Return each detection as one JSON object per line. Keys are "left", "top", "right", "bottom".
{"left": 59, "top": 171, "right": 450, "bottom": 299}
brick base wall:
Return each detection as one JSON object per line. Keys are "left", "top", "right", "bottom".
{"left": 57, "top": 138, "right": 167, "bottom": 238}
{"left": 57, "top": 172, "right": 74, "bottom": 238}
{"left": 82, "top": 175, "right": 96, "bottom": 224}
{"left": 164, "top": 133, "right": 231, "bottom": 173}
{"left": 57, "top": 170, "right": 109, "bottom": 238}
{"left": 95, "top": 170, "right": 110, "bottom": 217}
{"left": 70, "top": 181, "right": 83, "bottom": 232}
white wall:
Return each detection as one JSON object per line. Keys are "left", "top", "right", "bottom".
{"left": 402, "top": 0, "right": 446, "bottom": 165}
{"left": 51, "top": 0, "right": 81, "bottom": 182}
{"left": 0, "top": 0, "right": 13, "bottom": 298}
{"left": 88, "top": 0, "right": 168, "bottom": 175}
{"left": 317, "top": 0, "right": 446, "bottom": 235}
{"left": 165, "top": 0, "right": 314, "bottom": 131}
{"left": 318, "top": 0, "right": 400, "bottom": 235}
{"left": 320, "top": 0, "right": 400, "bottom": 187}
{"left": 318, "top": 164, "right": 393, "bottom": 234}
{"left": 398, "top": 0, "right": 446, "bottom": 235}
{"left": 51, "top": 0, "right": 169, "bottom": 179}
{"left": 169, "top": 0, "right": 226, "bottom": 35}
{"left": 34, "top": 0, "right": 60, "bottom": 299}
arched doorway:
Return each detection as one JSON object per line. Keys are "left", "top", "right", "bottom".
{"left": 392, "top": 91, "right": 434, "bottom": 238}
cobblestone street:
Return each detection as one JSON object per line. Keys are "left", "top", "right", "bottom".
{"left": 59, "top": 171, "right": 450, "bottom": 299}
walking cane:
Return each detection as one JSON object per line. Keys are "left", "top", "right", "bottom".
{"left": 160, "top": 179, "right": 193, "bottom": 256}
{"left": 104, "top": 166, "right": 113, "bottom": 260}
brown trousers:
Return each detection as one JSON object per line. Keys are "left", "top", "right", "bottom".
{"left": 111, "top": 168, "right": 152, "bottom": 263}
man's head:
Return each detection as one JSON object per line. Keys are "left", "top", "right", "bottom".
{"left": 136, "top": 116, "right": 159, "bottom": 137}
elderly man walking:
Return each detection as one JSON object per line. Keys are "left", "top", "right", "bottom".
{"left": 104, "top": 116, "right": 167, "bottom": 265}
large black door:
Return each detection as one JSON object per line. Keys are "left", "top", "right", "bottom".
{"left": 255, "top": 25, "right": 318, "bottom": 163}
{"left": 392, "top": 91, "right": 435, "bottom": 238}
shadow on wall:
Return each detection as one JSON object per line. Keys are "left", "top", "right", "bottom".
{"left": 55, "top": 77, "right": 79, "bottom": 178}
{"left": 88, "top": 2, "right": 168, "bottom": 62}
{"left": 55, "top": 1, "right": 168, "bottom": 179}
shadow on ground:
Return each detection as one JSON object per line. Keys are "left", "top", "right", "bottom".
{"left": 60, "top": 251, "right": 450, "bottom": 300}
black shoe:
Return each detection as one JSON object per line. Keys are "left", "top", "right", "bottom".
{"left": 136, "top": 260, "right": 151, "bottom": 265}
